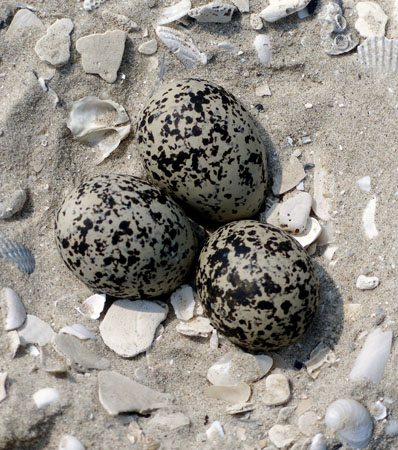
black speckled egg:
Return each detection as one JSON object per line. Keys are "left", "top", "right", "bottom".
{"left": 55, "top": 174, "right": 197, "bottom": 298}
{"left": 196, "top": 221, "right": 319, "bottom": 350}
{"left": 136, "top": 79, "right": 268, "bottom": 223}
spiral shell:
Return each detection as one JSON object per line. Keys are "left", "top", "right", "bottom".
{"left": 325, "top": 399, "right": 373, "bottom": 449}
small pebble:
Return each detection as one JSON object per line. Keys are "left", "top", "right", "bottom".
{"left": 250, "top": 13, "right": 263, "bottom": 30}
{"left": 35, "top": 18, "right": 73, "bottom": 67}
{"left": 356, "top": 275, "right": 379, "bottom": 290}
{"left": 268, "top": 424, "right": 299, "bottom": 448}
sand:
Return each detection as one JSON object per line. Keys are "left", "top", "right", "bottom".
{"left": 1, "top": 0, "right": 398, "bottom": 448}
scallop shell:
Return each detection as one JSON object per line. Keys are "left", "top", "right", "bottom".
{"left": 357, "top": 36, "right": 398, "bottom": 72}
{"left": 325, "top": 399, "right": 373, "bottom": 449}
{"left": 158, "top": 0, "right": 191, "bottom": 25}
{"left": 0, "top": 232, "right": 35, "bottom": 274}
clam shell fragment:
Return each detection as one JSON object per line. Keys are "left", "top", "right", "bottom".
{"left": 355, "top": 2, "right": 388, "bottom": 38}
{"left": 0, "top": 188, "right": 27, "bottom": 219}
{"left": 188, "top": 3, "right": 236, "bottom": 23}
{"left": 357, "top": 36, "right": 398, "bottom": 72}
{"left": 158, "top": 0, "right": 191, "bottom": 25}
{"left": 1, "top": 287, "right": 26, "bottom": 331}
{"left": 33, "top": 387, "right": 60, "bottom": 408}
{"left": 0, "top": 232, "right": 35, "bottom": 274}
{"left": 260, "top": 0, "right": 311, "bottom": 22}
{"left": 59, "top": 435, "right": 85, "bottom": 450}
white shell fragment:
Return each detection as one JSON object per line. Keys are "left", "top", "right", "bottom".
{"left": 39, "top": 346, "right": 68, "bottom": 375}
{"left": 312, "top": 167, "right": 333, "bottom": 221}
{"left": 59, "top": 435, "right": 85, "bottom": 450}
{"left": 226, "top": 402, "right": 256, "bottom": 414}
{"left": 349, "top": 328, "right": 392, "bottom": 384}
{"left": 373, "top": 401, "right": 387, "bottom": 421}
{"left": 35, "top": 19, "right": 74, "bottom": 67}
{"left": 67, "top": 96, "right": 131, "bottom": 164}
{"left": 176, "top": 316, "right": 213, "bottom": 337}
{"left": 232, "top": 0, "right": 249, "bottom": 13}
{"left": 100, "top": 300, "right": 168, "bottom": 357}
{"left": 170, "top": 284, "right": 195, "bottom": 321}
{"left": 188, "top": 3, "right": 236, "bottom": 23}
{"left": 260, "top": 0, "right": 311, "bottom": 23}
{"left": 76, "top": 30, "right": 126, "bottom": 83}
{"left": 155, "top": 25, "right": 207, "bottom": 68}
{"left": 138, "top": 39, "right": 158, "bottom": 55}
{"left": 355, "top": 2, "right": 388, "bottom": 38}
{"left": 158, "top": 0, "right": 191, "bottom": 25}
{"left": 206, "top": 421, "right": 225, "bottom": 440}
{"left": 292, "top": 217, "right": 322, "bottom": 249}
{"left": 0, "top": 232, "right": 35, "bottom": 274}
{"left": 357, "top": 36, "right": 398, "bottom": 72}
{"left": 207, "top": 351, "right": 272, "bottom": 386}
{"left": 5, "top": 9, "right": 44, "bottom": 39}
{"left": 250, "top": 13, "right": 263, "bottom": 30}
{"left": 298, "top": 411, "right": 319, "bottom": 436}
{"left": 279, "top": 192, "right": 312, "bottom": 234}
{"left": 362, "top": 196, "right": 378, "bottom": 239}
{"left": 147, "top": 411, "right": 190, "bottom": 431}
{"left": 305, "top": 343, "right": 336, "bottom": 379}
{"left": 98, "top": 370, "right": 172, "bottom": 415}
{"left": 0, "top": 188, "right": 27, "bottom": 219}
{"left": 60, "top": 324, "right": 96, "bottom": 340}
{"left": 356, "top": 275, "right": 379, "bottom": 290}
{"left": 309, "top": 433, "right": 327, "bottom": 450}
{"left": 204, "top": 382, "right": 251, "bottom": 404}
{"left": 255, "top": 82, "right": 271, "bottom": 97}
{"left": 385, "top": 420, "right": 398, "bottom": 437}
{"left": 0, "top": 372, "right": 7, "bottom": 403}
{"left": 357, "top": 175, "right": 371, "bottom": 192}
{"left": 263, "top": 373, "right": 290, "bottom": 406}
{"left": 18, "top": 315, "right": 55, "bottom": 346}
{"left": 272, "top": 156, "right": 306, "bottom": 196}
{"left": 77, "top": 293, "right": 106, "bottom": 319}
{"left": 1, "top": 287, "right": 26, "bottom": 331}
{"left": 253, "top": 34, "right": 271, "bottom": 65}
{"left": 325, "top": 399, "right": 373, "bottom": 449}
{"left": 269, "top": 424, "right": 300, "bottom": 448}
{"left": 33, "top": 387, "right": 60, "bottom": 409}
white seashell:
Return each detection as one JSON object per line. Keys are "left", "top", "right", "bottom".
{"left": 356, "top": 274, "right": 379, "bottom": 290}
{"left": 206, "top": 421, "right": 225, "bottom": 440}
{"left": 67, "top": 96, "right": 131, "bottom": 164}
{"left": 158, "top": 0, "right": 191, "bottom": 25}
{"left": 357, "top": 175, "right": 371, "bottom": 192}
{"left": 373, "top": 401, "right": 387, "bottom": 421}
{"left": 272, "top": 156, "right": 306, "bottom": 195}
{"left": 39, "top": 347, "right": 67, "bottom": 375}
{"left": 325, "top": 33, "right": 359, "bottom": 56}
{"left": 292, "top": 217, "right": 322, "bottom": 249}
{"left": 170, "top": 284, "right": 195, "bottom": 321}
{"left": 59, "top": 435, "right": 85, "bottom": 450}
{"left": 1, "top": 287, "right": 26, "bottom": 331}
{"left": 318, "top": 2, "right": 346, "bottom": 35}
{"left": 312, "top": 167, "right": 333, "bottom": 221}
{"left": 99, "top": 300, "right": 168, "bottom": 357}
{"left": 309, "top": 433, "right": 327, "bottom": 450}
{"left": 355, "top": 2, "right": 388, "bottom": 38}
{"left": 204, "top": 382, "right": 251, "bottom": 404}
{"left": 385, "top": 420, "right": 398, "bottom": 437}
{"left": 323, "top": 245, "right": 338, "bottom": 261}
{"left": 0, "top": 232, "right": 35, "bottom": 274}
{"left": 357, "top": 36, "right": 398, "bottom": 72}
{"left": 33, "top": 387, "right": 60, "bottom": 408}
{"left": 60, "top": 324, "right": 96, "bottom": 340}
{"left": 260, "top": 0, "right": 311, "bottom": 23}
{"left": 84, "top": 0, "right": 107, "bottom": 11}
{"left": 138, "top": 39, "right": 158, "bottom": 55}
{"left": 305, "top": 343, "right": 336, "bottom": 379}
{"left": 176, "top": 316, "right": 213, "bottom": 337}
{"left": 250, "top": 13, "right": 263, "bottom": 30}
{"left": 0, "top": 372, "right": 7, "bottom": 403}
{"left": 325, "top": 399, "right": 373, "bottom": 448}
{"left": 279, "top": 192, "right": 312, "bottom": 234}
{"left": 76, "top": 293, "right": 106, "bottom": 319}
{"left": 253, "top": 34, "right": 271, "bottom": 65}
{"left": 226, "top": 402, "right": 255, "bottom": 415}
{"left": 268, "top": 424, "right": 300, "bottom": 448}
{"left": 232, "top": 0, "right": 249, "bottom": 13}
{"left": 17, "top": 315, "right": 55, "bottom": 346}
{"left": 255, "top": 82, "right": 271, "bottom": 96}
{"left": 263, "top": 373, "right": 290, "bottom": 406}
{"left": 349, "top": 328, "right": 392, "bottom": 384}
{"left": 5, "top": 9, "right": 44, "bottom": 39}
{"left": 188, "top": 3, "right": 236, "bottom": 23}
{"left": 155, "top": 25, "right": 207, "bottom": 68}
{"left": 8, "top": 330, "right": 20, "bottom": 359}
{"left": 0, "top": 188, "right": 27, "bottom": 219}
{"left": 209, "top": 329, "right": 219, "bottom": 349}
{"left": 362, "top": 196, "right": 378, "bottom": 239}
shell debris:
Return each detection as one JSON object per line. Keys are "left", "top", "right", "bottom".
{"left": 0, "top": 232, "right": 35, "bottom": 274}
{"left": 176, "top": 316, "right": 214, "bottom": 337}
{"left": 356, "top": 274, "right": 379, "bottom": 290}
{"left": 263, "top": 373, "right": 291, "bottom": 406}
{"left": 170, "top": 284, "right": 195, "bottom": 321}
{"left": 1, "top": 287, "right": 26, "bottom": 331}
{"left": 76, "top": 293, "right": 106, "bottom": 320}
{"left": 204, "top": 382, "right": 251, "bottom": 404}
{"left": 304, "top": 343, "right": 336, "bottom": 379}
{"left": 157, "top": 0, "right": 191, "bottom": 25}
{"left": 0, "top": 188, "right": 27, "bottom": 219}
{"left": 357, "top": 36, "right": 398, "bottom": 72}
{"left": 60, "top": 324, "right": 96, "bottom": 340}
{"left": 354, "top": 2, "right": 388, "bottom": 38}
{"left": 59, "top": 435, "right": 85, "bottom": 450}
{"left": 0, "top": 372, "right": 7, "bottom": 403}
{"left": 188, "top": 3, "right": 236, "bottom": 23}
{"left": 253, "top": 34, "right": 271, "bottom": 65}
{"left": 33, "top": 387, "right": 60, "bottom": 409}
{"left": 260, "top": 0, "right": 311, "bottom": 23}
{"left": 362, "top": 196, "right": 378, "bottom": 239}
{"left": 17, "top": 314, "right": 55, "bottom": 347}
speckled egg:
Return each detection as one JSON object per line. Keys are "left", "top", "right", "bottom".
{"left": 196, "top": 221, "right": 319, "bottom": 350}
{"left": 136, "top": 79, "right": 268, "bottom": 223}
{"left": 55, "top": 174, "right": 197, "bottom": 298}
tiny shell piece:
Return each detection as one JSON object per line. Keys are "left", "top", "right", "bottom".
{"left": 147, "top": 411, "right": 190, "bottom": 431}
{"left": 279, "top": 192, "right": 312, "bottom": 234}
{"left": 309, "top": 434, "right": 327, "bottom": 450}
{"left": 188, "top": 3, "right": 236, "bottom": 23}
{"left": 263, "top": 373, "right": 290, "bottom": 406}
{"left": 357, "top": 36, "right": 398, "bottom": 72}
{"left": 255, "top": 82, "right": 271, "bottom": 96}
{"left": 355, "top": 2, "right": 388, "bottom": 38}
{"left": 272, "top": 156, "right": 306, "bottom": 195}
{"left": 260, "top": 0, "right": 311, "bottom": 23}
{"left": 18, "top": 315, "right": 55, "bottom": 346}
{"left": 250, "top": 13, "right": 263, "bottom": 30}
{"left": 0, "top": 372, "right": 7, "bottom": 403}
{"left": 157, "top": 0, "right": 191, "bottom": 25}
{"left": 0, "top": 188, "right": 27, "bottom": 219}
{"left": 253, "top": 34, "right": 271, "bottom": 65}
{"left": 77, "top": 293, "right": 106, "bottom": 320}
{"left": 1, "top": 287, "right": 26, "bottom": 331}
{"left": 349, "top": 328, "right": 392, "bottom": 384}
{"left": 176, "top": 316, "right": 213, "bottom": 337}
{"left": 325, "top": 33, "right": 359, "bottom": 56}
{"left": 226, "top": 402, "right": 256, "bottom": 414}
{"left": 356, "top": 275, "right": 379, "bottom": 290}
{"left": 138, "top": 39, "right": 158, "bottom": 55}
{"left": 268, "top": 425, "right": 300, "bottom": 448}
{"left": 59, "top": 435, "right": 85, "bottom": 450}
{"left": 33, "top": 387, "right": 60, "bottom": 408}
{"left": 232, "top": 0, "right": 249, "bottom": 13}
{"left": 155, "top": 25, "right": 207, "bottom": 67}
{"left": 312, "top": 167, "right": 333, "bottom": 221}
{"left": 305, "top": 343, "right": 336, "bottom": 379}
{"left": 0, "top": 232, "right": 35, "bottom": 274}
{"left": 298, "top": 411, "right": 319, "bottom": 436}
{"left": 204, "top": 382, "right": 251, "bottom": 404}
{"left": 206, "top": 421, "right": 225, "bottom": 439}
{"left": 170, "top": 284, "right": 195, "bottom": 321}
{"left": 373, "top": 401, "right": 387, "bottom": 421}
{"left": 292, "top": 217, "right": 322, "bottom": 249}
{"left": 362, "top": 197, "right": 378, "bottom": 239}
{"left": 59, "top": 324, "right": 96, "bottom": 340}
{"left": 357, "top": 175, "right": 371, "bottom": 192}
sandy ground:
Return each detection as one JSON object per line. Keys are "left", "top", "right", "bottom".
{"left": 1, "top": 0, "right": 398, "bottom": 448}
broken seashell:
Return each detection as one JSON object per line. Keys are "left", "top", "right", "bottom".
{"left": 385, "top": 420, "right": 398, "bottom": 437}
{"left": 292, "top": 217, "right": 322, "bottom": 249}
{"left": 18, "top": 315, "right": 55, "bottom": 346}
{"left": 8, "top": 330, "right": 20, "bottom": 359}
{"left": 349, "top": 328, "right": 392, "bottom": 384}
{"left": 325, "top": 399, "right": 373, "bottom": 448}
{"left": 279, "top": 192, "right": 312, "bottom": 234}
{"left": 263, "top": 373, "right": 290, "bottom": 406}
{"left": 5, "top": 9, "right": 44, "bottom": 39}
{"left": 158, "top": 0, "right": 191, "bottom": 25}
{"left": 0, "top": 372, "right": 7, "bottom": 403}
{"left": 362, "top": 196, "right": 378, "bottom": 239}
{"left": 260, "top": 0, "right": 311, "bottom": 22}
{"left": 255, "top": 82, "right": 271, "bottom": 96}
{"left": 309, "top": 433, "right": 327, "bottom": 450}
{"left": 138, "top": 39, "right": 158, "bottom": 55}
{"left": 269, "top": 424, "right": 300, "bottom": 448}
{"left": 357, "top": 36, "right": 398, "bottom": 72}
{"left": 272, "top": 156, "right": 306, "bottom": 196}
{"left": 373, "top": 401, "right": 387, "bottom": 421}
{"left": 226, "top": 402, "right": 256, "bottom": 415}
{"left": 356, "top": 274, "right": 379, "bottom": 290}
{"left": 1, "top": 287, "right": 26, "bottom": 331}
{"left": 39, "top": 347, "right": 67, "bottom": 375}
{"left": 318, "top": 2, "right": 346, "bottom": 36}
{"left": 146, "top": 411, "right": 190, "bottom": 431}
{"left": 325, "top": 33, "right": 359, "bottom": 56}
{"left": 0, "top": 188, "right": 27, "bottom": 219}
{"left": 253, "top": 34, "right": 271, "bottom": 65}
{"left": 206, "top": 421, "right": 225, "bottom": 440}
{"left": 188, "top": 3, "right": 236, "bottom": 23}
{"left": 67, "top": 97, "right": 131, "bottom": 164}
{"left": 0, "top": 232, "right": 35, "bottom": 274}
{"left": 232, "top": 0, "right": 249, "bottom": 13}
{"left": 305, "top": 343, "right": 336, "bottom": 379}
{"left": 176, "top": 316, "right": 213, "bottom": 337}
{"left": 357, "top": 175, "right": 371, "bottom": 192}
{"left": 59, "top": 435, "right": 85, "bottom": 450}
{"left": 298, "top": 411, "right": 319, "bottom": 436}
{"left": 204, "top": 382, "right": 251, "bottom": 404}
{"left": 60, "top": 324, "right": 96, "bottom": 340}
{"left": 355, "top": 2, "right": 388, "bottom": 38}
{"left": 155, "top": 25, "right": 207, "bottom": 68}
{"left": 33, "top": 387, "right": 60, "bottom": 408}
{"left": 77, "top": 293, "right": 106, "bottom": 320}
{"left": 170, "top": 284, "right": 195, "bottom": 321}
{"left": 312, "top": 167, "right": 333, "bottom": 221}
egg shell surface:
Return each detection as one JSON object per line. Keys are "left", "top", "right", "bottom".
{"left": 55, "top": 174, "right": 197, "bottom": 298}
{"left": 136, "top": 78, "right": 268, "bottom": 223}
{"left": 196, "top": 220, "right": 319, "bottom": 350}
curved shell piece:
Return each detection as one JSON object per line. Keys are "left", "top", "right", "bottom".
{"left": 1, "top": 287, "right": 26, "bottom": 331}
{"left": 325, "top": 399, "right": 373, "bottom": 449}
{"left": 0, "top": 188, "right": 27, "bottom": 219}
{"left": 0, "top": 232, "right": 35, "bottom": 274}
{"left": 260, "top": 0, "right": 311, "bottom": 22}
{"left": 357, "top": 36, "right": 398, "bottom": 72}
{"left": 158, "top": 0, "right": 191, "bottom": 25}
{"left": 355, "top": 2, "right": 388, "bottom": 38}
{"left": 325, "top": 33, "right": 359, "bottom": 55}
{"left": 188, "top": 3, "right": 236, "bottom": 23}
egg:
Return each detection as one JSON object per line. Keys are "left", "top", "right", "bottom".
{"left": 136, "top": 78, "right": 268, "bottom": 223}
{"left": 55, "top": 174, "right": 197, "bottom": 298}
{"left": 196, "top": 220, "right": 319, "bottom": 350}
